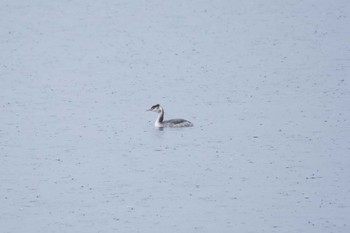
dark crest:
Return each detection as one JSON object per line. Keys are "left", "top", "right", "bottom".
{"left": 151, "top": 104, "right": 160, "bottom": 109}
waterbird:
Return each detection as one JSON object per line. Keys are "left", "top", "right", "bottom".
{"left": 147, "top": 104, "right": 193, "bottom": 128}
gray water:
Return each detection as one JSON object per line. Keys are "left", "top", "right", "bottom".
{"left": 1, "top": 0, "right": 350, "bottom": 232}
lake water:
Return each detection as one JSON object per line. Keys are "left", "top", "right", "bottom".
{"left": 1, "top": 0, "right": 349, "bottom": 232}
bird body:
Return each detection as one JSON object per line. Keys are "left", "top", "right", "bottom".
{"left": 147, "top": 104, "right": 193, "bottom": 128}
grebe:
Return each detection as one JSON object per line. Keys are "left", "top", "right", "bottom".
{"left": 147, "top": 104, "right": 193, "bottom": 128}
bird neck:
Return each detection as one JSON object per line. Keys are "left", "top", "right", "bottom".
{"left": 156, "top": 107, "right": 164, "bottom": 123}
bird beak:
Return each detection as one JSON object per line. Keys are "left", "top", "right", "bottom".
{"left": 146, "top": 108, "right": 151, "bottom": 111}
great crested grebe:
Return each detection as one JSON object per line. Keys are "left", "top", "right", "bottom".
{"left": 147, "top": 104, "right": 193, "bottom": 128}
